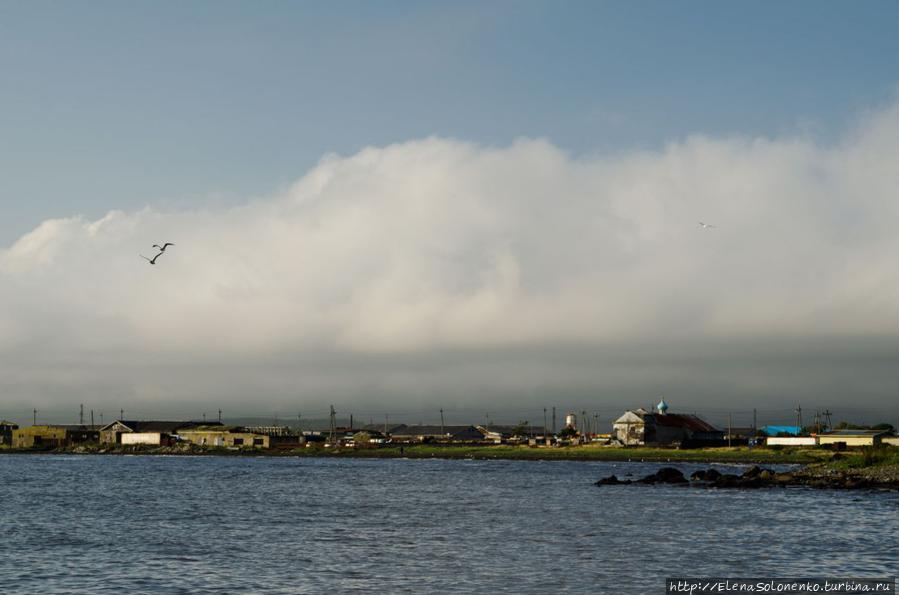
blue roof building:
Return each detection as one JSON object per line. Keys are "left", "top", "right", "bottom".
{"left": 760, "top": 425, "right": 802, "bottom": 436}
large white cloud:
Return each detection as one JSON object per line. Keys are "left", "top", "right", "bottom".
{"left": 3, "top": 101, "right": 899, "bottom": 419}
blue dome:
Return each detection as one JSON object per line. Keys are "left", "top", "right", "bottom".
{"left": 656, "top": 398, "right": 669, "bottom": 413}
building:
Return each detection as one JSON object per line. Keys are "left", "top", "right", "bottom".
{"left": 613, "top": 399, "right": 724, "bottom": 447}
{"left": 10, "top": 425, "right": 99, "bottom": 448}
{"left": 99, "top": 420, "right": 217, "bottom": 445}
{"left": 817, "top": 429, "right": 891, "bottom": 448}
{"left": 766, "top": 436, "right": 817, "bottom": 446}
{"left": 176, "top": 426, "right": 303, "bottom": 449}
{"left": 0, "top": 420, "right": 18, "bottom": 446}
{"left": 364, "top": 424, "right": 488, "bottom": 443}
{"left": 11, "top": 425, "right": 69, "bottom": 448}
{"left": 760, "top": 425, "right": 802, "bottom": 437}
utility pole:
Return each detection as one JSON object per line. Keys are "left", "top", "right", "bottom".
{"left": 218, "top": 409, "right": 222, "bottom": 423}
{"left": 91, "top": 410, "right": 95, "bottom": 427}
{"left": 384, "top": 413, "right": 388, "bottom": 436}
{"left": 80, "top": 404, "right": 84, "bottom": 426}
{"left": 33, "top": 408, "right": 37, "bottom": 426}
{"left": 440, "top": 408, "right": 445, "bottom": 436}
{"left": 795, "top": 405, "right": 803, "bottom": 434}
{"left": 203, "top": 413, "right": 206, "bottom": 423}
{"left": 753, "top": 408, "right": 757, "bottom": 433}
{"left": 543, "top": 407, "right": 548, "bottom": 443}
{"left": 100, "top": 412, "right": 104, "bottom": 425}
{"left": 728, "top": 413, "right": 732, "bottom": 447}
{"left": 350, "top": 413, "right": 354, "bottom": 431}
{"left": 120, "top": 408, "right": 124, "bottom": 421}
{"left": 594, "top": 413, "right": 599, "bottom": 438}
{"left": 822, "top": 409, "right": 833, "bottom": 431}
{"left": 297, "top": 413, "right": 302, "bottom": 433}
{"left": 329, "top": 405, "right": 336, "bottom": 445}
{"left": 552, "top": 407, "right": 556, "bottom": 434}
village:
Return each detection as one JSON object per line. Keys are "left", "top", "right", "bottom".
{"left": 2, "top": 398, "right": 896, "bottom": 453}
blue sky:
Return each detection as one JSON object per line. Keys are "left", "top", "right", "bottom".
{"left": 2, "top": 1, "right": 898, "bottom": 245}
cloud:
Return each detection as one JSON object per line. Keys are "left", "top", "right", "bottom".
{"left": 3, "top": 101, "right": 899, "bottom": 419}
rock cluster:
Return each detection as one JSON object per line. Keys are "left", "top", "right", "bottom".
{"left": 595, "top": 465, "right": 899, "bottom": 490}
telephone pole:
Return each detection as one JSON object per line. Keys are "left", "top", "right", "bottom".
{"left": 543, "top": 407, "right": 548, "bottom": 442}
{"left": 329, "top": 405, "right": 337, "bottom": 445}
{"left": 91, "top": 410, "right": 94, "bottom": 427}
{"left": 33, "top": 408, "right": 37, "bottom": 426}
{"left": 753, "top": 408, "right": 757, "bottom": 432}
{"left": 728, "top": 413, "right": 732, "bottom": 447}
{"left": 80, "top": 404, "right": 84, "bottom": 426}
{"left": 383, "top": 413, "right": 388, "bottom": 436}
{"left": 795, "top": 405, "right": 803, "bottom": 433}
{"left": 120, "top": 408, "right": 124, "bottom": 421}
{"left": 218, "top": 409, "right": 222, "bottom": 423}
{"left": 822, "top": 409, "right": 833, "bottom": 431}
{"left": 440, "top": 408, "right": 445, "bottom": 436}
{"left": 552, "top": 407, "right": 556, "bottom": 434}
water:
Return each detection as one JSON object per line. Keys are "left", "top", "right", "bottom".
{"left": 0, "top": 455, "right": 896, "bottom": 594}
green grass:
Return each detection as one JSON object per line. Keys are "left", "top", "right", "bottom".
{"left": 823, "top": 446, "right": 899, "bottom": 470}
{"left": 286, "top": 444, "right": 821, "bottom": 464}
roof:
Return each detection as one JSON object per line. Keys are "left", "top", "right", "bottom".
{"left": 48, "top": 425, "right": 102, "bottom": 431}
{"left": 649, "top": 413, "right": 720, "bottom": 432}
{"left": 761, "top": 425, "right": 802, "bottom": 436}
{"left": 100, "top": 420, "right": 220, "bottom": 433}
{"left": 821, "top": 429, "right": 891, "bottom": 437}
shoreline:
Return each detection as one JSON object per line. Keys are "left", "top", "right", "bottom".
{"left": 0, "top": 444, "right": 822, "bottom": 465}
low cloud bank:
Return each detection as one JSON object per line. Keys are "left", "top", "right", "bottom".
{"left": 3, "top": 101, "right": 899, "bottom": 418}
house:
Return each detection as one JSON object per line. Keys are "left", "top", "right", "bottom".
{"left": 176, "top": 425, "right": 303, "bottom": 449}
{"left": 612, "top": 400, "right": 724, "bottom": 447}
{"left": 10, "top": 424, "right": 100, "bottom": 448}
{"left": 0, "top": 420, "right": 18, "bottom": 446}
{"left": 11, "top": 425, "right": 69, "bottom": 448}
{"left": 365, "top": 424, "right": 488, "bottom": 443}
{"left": 99, "top": 420, "right": 218, "bottom": 445}
{"left": 817, "top": 429, "right": 891, "bottom": 448}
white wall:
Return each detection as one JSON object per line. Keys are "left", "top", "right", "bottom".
{"left": 120, "top": 432, "right": 163, "bottom": 445}
{"left": 766, "top": 436, "right": 816, "bottom": 446}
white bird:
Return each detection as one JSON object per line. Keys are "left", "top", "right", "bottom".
{"left": 698, "top": 221, "right": 717, "bottom": 229}
{"left": 140, "top": 252, "right": 163, "bottom": 265}
{"left": 153, "top": 242, "right": 175, "bottom": 252}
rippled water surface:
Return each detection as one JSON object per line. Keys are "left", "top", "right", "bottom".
{"left": 0, "top": 455, "right": 896, "bottom": 593}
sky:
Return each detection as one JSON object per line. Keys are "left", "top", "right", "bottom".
{"left": 1, "top": 1, "right": 899, "bottom": 427}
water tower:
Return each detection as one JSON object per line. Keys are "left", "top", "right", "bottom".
{"left": 565, "top": 412, "right": 577, "bottom": 429}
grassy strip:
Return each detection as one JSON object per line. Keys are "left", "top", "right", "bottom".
{"left": 286, "top": 444, "right": 822, "bottom": 464}
{"left": 1, "top": 443, "right": 825, "bottom": 464}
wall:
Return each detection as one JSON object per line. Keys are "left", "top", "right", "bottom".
{"left": 766, "top": 437, "right": 817, "bottom": 446}
{"left": 120, "top": 432, "right": 164, "bottom": 446}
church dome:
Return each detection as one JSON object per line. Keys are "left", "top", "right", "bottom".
{"left": 656, "top": 398, "right": 669, "bottom": 414}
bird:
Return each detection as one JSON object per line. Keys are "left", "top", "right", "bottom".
{"left": 153, "top": 242, "right": 175, "bottom": 252}
{"left": 140, "top": 252, "right": 163, "bottom": 265}
{"left": 698, "top": 221, "right": 717, "bottom": 229}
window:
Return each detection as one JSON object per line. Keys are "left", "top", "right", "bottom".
{"left": 232, "top": 438, "right": 244, "bottom": 446}
{"left": 253, "top": 438, "right": 264, "bottom": 446}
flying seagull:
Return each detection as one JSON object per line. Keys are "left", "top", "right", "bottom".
{"left": 140, "top": 252, "right": 163, "bottom": 265}
{"left": 153, "top": 242, "right": 175, "bottom": 252}
{"left": 698, "top": 221, "right": 717, "bottom": 229}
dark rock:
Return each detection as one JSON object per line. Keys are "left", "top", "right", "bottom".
{"left": 742, "top": 465, "right": 763, "bottom": 478}
{"left": 595, "top": 475, "right": 632, "bottom": 486}
{"left": 650, "top": 467, "right": 687, "bottom": 484}
{"left": 690, "top": 469, "right": 721, "bottom": 482}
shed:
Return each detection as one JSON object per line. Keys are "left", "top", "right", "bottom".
{"left": 817, "top": 430, "right": 890, "bottom": 448}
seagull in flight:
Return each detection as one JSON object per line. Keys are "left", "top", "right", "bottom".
{"left": 698, "top": 221, "right": 717, "bottom": 229}
{"left": 140, "top": 252, "right": 163, "bottom": 265}
{"left": 153, "top": 242, "right": 175, "bottom": 252}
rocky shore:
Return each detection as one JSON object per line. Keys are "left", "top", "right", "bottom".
{"left": 596, "top": 464, "right": 899, "bottom": 490}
